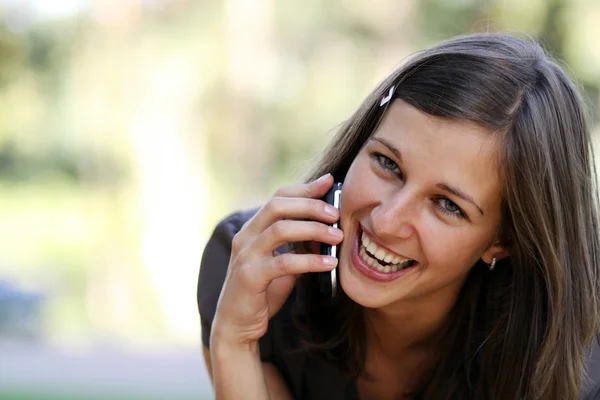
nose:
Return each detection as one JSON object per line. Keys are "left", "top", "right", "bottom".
{"left": 370, "top": 190, "right": 418, "bottom": 240}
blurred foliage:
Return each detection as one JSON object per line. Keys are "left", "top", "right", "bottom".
{"left": 0, "top": 27, "right": 24, "bottom": 87}
{"left": 0, "top": 0, "right": 597, "bottom": 349}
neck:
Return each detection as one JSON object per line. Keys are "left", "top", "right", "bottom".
{"left": 363, "top": 294, "right": 457, "bottom": 359}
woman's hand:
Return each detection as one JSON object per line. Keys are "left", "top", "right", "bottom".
{"left": 211, "top": 173, "right": 343, "bottom": 348}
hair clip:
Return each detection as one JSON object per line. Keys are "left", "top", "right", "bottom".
{"left": 380, "top": 86, "right": 395, "bottom": 106}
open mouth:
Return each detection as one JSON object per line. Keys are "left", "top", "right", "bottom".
{"left": 351, "top": 224, "right": 418, "bottom": 281}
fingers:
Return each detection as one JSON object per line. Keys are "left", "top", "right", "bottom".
{"left": 213, "top": 175, "right": 341, "bottom": 345}
{"left": 273, "top": 173, "right": 334, "bottom": 199}
{"left": 258, "top": 219, "right": 344, "bottom": 255}
{"left": 245, "top": 180, "right": 340, "bottom": 235}
{"left": 231, "top": 172, "right": 341, "bottom": 265}
{"left": 264, "top": 253, "right": 338, "bottom": 283}
{"left": 235, "top": 252, "right": 336, "bottom": 292}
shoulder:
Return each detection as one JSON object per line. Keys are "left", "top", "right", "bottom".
{"left": 197, "top": 207, "right": 259, "bottom": 346}
{"left": 205, "top": 207, "right": 260, "bottom": 247}
{"left": 198, "top": 207, "right": 259, "bottom": 284}
{"left": 198, "top": 206, "right": 260, "bottom": 288}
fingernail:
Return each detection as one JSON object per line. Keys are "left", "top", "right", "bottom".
{"left": 316, "top": 173, "right": 330, "bottom": 183}
{"left": 323, "top": 256, "right": 338, "bottom": 266}
{"left": 329, "top": 227, "right": 344, "bottom": 238}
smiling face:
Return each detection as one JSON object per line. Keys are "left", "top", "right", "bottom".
{"left": 338, "top": 100, "right": 507, "bottom": 310}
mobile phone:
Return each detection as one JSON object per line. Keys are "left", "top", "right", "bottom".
{"left": 318, "top": 182, "right": 342, "bottom": 299}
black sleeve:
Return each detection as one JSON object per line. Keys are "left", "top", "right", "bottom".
{"left": 197, "top": 210, "right": 239, "bottom": 349}
{"left": 196, "top": 208, "right": 274, "bottom": 359}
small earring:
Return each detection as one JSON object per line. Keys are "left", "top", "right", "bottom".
{"left": 489, "top": 257, "right": 497, "bottom": 271}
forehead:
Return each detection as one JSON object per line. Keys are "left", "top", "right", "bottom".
{"left": 373, "top": 100, "right": 503, "bottom": 208}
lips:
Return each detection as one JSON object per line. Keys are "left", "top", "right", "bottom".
{"left": 349, "top": 224, "right": 418, "bottom": 282}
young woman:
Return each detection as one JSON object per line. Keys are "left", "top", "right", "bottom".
{"left": 198, "top": 33, "right": 600, "bottom": 399}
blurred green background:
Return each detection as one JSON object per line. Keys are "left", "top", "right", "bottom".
{"left": 0, "top": 0, "right": 598, "bottom": 399}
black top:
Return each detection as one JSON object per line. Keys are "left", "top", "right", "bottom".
{"left": 197, "top": 209, "right": 600, "bottom": 400}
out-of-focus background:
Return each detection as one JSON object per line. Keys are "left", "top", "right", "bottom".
{"left": 0, "top": 0, "right": 598, "bottom": 399}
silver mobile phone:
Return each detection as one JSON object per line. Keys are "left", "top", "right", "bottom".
{"left": 318, "top": 182, "right": 342, "bottom": 299}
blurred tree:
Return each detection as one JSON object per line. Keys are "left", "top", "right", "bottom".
{"left": 0, "top": 14, "right": 128, "bottom": 184}
{"left": 0, "top": 26, "right": 25, "bottom": 88}
{"left": 416, "top": 0, "right": 599, "bottom": 123}
{"left": 539, "top": 0, "right": 567, "bottom": 59}
{"left": 0, "top": 0, "right": 597, "bottom": 347}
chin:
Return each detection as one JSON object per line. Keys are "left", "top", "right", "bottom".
{"left": 338, "top": 262, "right": 397, "bottom": 309}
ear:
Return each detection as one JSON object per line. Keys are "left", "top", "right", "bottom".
{"left": 481, "top": 241, "right": 509, "bottom": 265}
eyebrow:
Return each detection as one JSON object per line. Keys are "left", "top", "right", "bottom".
{"left": 370, "top": 136, "right": 485, "bottom": 216}
{"left": 436, "top": 183, "right": 484, "bottom": 215}
{"left": 372, "top": 137, "right": 402, "bottom": 161}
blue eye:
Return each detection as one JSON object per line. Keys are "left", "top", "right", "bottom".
{"left": 373, "top": 153, "right": 401, "bottom": 175}
{"left": 436, "top": 197, "right": 465, "bottom": 219}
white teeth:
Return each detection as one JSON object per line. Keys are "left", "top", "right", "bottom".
{"left": 360, "top": 230, "right": 413, "bottom": 266}
{"left": 362, "top": 232, "right": 370, "bottom": 246}
{"left": 366, "top": 242, "right": 377, "bottom": 255}
{"left": 359, "top": 238, "right": 414, "bottom": 273}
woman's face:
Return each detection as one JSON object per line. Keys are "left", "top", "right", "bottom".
{"left": 338, "top": 100, "right": 506, "bottom": 309}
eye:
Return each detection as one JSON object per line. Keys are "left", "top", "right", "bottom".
{"left": 435, "top": 197, "right": 465, "bottom": 219}
{"left": 372, "top": 152, "right": 401, "bottom": 176}
{"left": 371, "top": 151, "right": 467, "bottom": 220}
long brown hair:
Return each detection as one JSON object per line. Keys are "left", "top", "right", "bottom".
{"left": 292, "top": 33, "right": 600, "bottom": 399}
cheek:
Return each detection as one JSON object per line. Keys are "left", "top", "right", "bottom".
{"left": 341, "top": 157, "right": 377, "bottom": 210}
{"left": 419, "top": 221, "right": 491, "bottom": 274}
